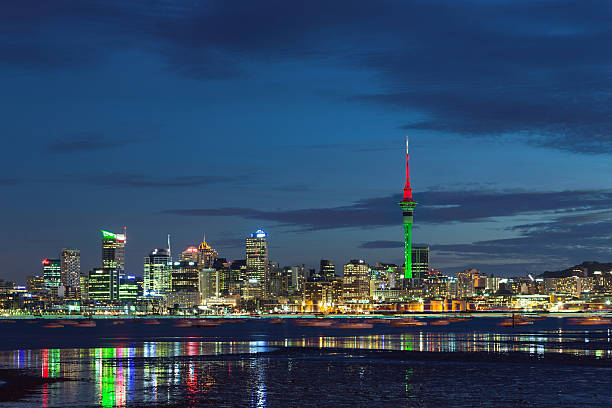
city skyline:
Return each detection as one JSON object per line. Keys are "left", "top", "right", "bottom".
{"left": 4, "top": 1, "right": 612, "bottom": 281}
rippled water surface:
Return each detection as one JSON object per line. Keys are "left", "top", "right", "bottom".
{"left": 0, "top": 317, "right": 611, "bottom": 407}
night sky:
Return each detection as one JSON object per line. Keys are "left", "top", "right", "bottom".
{"left": 3, "top": 0, "right": 612, "bottom": 282}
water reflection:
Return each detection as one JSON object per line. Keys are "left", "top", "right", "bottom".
{"left": 277, "top": 330, "right": 612, "bottom": 357}
{"left": 0, "top": 330, "right": 611, "bottom": 407}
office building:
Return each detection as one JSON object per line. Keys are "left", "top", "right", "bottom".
{"left": 411, "top": 246, "right": 429, "bottom": 281}
{"left": 61, "top": 248, "right": 80, "bottom": 292}
{"left": 144, "top": 248, "right": 172, "bottom": 297}
{"left": 320, "top": 259, "right": 336, "bottom": 281}
{"left": 101, "top": 229, "right": 126, "bottom": 300}
{"left": 343, "top": 259, "right": 370, "bottom": 302}
{"left": 246, "top": 229, "right": 269, "bottom": 297}
{"left": 42, "top": 258, "right": 61, "bottom": 296}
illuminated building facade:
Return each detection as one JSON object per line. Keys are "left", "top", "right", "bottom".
{"left": 61, "top": 248, "right": 80, "bottom": 292}
{"left": 343, "top": 259, "right": 370, "bottom": 302}
{"left": 42, "top": 258, "right": 61, "bottom": 296}
{"left": 246, "top": 229, "right": 269, "bottom": 297}
{"left": 411, "top": 246, "right": 429, "bottom": 281}
{"left": 101, "top": 229, "right": 126, "bottom": 301}
{"left": 88, "top": 268, "right": 111, "bottom": 301}
{"left": 143, "top": 248, "right": 172, "bottom": 297}
{"left": 171, "top": 261, "right": 200, "bottom": 293}
{"left": 197, "top": 238, "right": 218, "bottom": 269}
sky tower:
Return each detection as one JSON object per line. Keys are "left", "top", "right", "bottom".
{"left": 399, "top": 136, "right": 417, "bottom": 279}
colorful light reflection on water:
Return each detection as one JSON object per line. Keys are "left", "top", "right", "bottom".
{"left": 0, "top": 329, "right": 611, "bottom": 407}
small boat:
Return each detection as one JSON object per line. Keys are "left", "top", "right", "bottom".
{"left": 429, "top": 319, "right": 450, "bottom": 326}
{"left": 498, "top": 317, "right": 534, "bottom": 327}
{"left": 111, "top": 320, "right": 125, "bottom": 325}
{"left": 388, "top": 318, "right": 426, "bottom": 327}
{"left": 42, "top": 323, "right": 64, "bottom": 329}
{"left": 268, "top": 318, "right": 283, "bottom": 324}
{"left": 334, "top": 322, "right": 373, "bottom": 329}
{"left": 143, "top": 319, "right": 161, "bottom": 325}
{"left": 568, "top": 317, "right": 612, "bottom": 326}
{"left": 193, "top": 320, "right": 220, "bottom": 328}
{"left": 77, "top": 320, "right": 97, "bottom": 328}
{"left": 294, "top": 319, "right": 333, "bottom": 327}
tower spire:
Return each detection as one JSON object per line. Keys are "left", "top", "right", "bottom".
{"left": 403, "top": 135, "right": 413, "bottom": 201}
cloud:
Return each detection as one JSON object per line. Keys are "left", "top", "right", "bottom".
{"left": 6, "top": 1, "right": 612, "bottom": 152}
{"left": 163, "top": 189, "right": 612, "bottom": 229}
{"left": 46, "top": 133, "right": 143, "bottom": 153}
{"left": 85, "top": 173, "right": 237, "bottom": 188}
{"left": 359, "top": 240, "right": 404, "bottom": 249}
{"left": 0, "top": 178, "right": 20, "bottom": 185}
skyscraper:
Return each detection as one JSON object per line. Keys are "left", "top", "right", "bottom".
{"left": 143, "top": 248, "right": 172, "bottom": 297}
{"left": 42, "top": 259, "right": 61, "bottom": 295}
{"left": 101, "top": 229, "right": 126, "bottom": 301}
{"left": 246, "top": 229, "right": 269, "bottom": 297}
{"left": 398, "top": 137, "right": 418, "bottom": 279}
{"left": 343, "top": 259, "right": 370, "bottom": 302}
{"left": 61, "top": 248, "right": 80, "bottom": 291}
{"left": 197, "top": 237, "right": 218, "bottom": 269}
{"left": 411, "top": 246, "right": 429, "bottom": 281}
{"left": 320, "top": 259, "right": 336, "bottom": 281}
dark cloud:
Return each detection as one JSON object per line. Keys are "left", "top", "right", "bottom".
{"left": 6, "top": 1, "right": 612, "bottom": 152}
{"left": 164, "top": 189, "right": 612, "bottom": 229}
{"left": 46, "top": 133, "right": 143, "bottom": 153}
{"left": 360, "top": 240, "right": 404, "bottom": 249}
{"left": 85, "top": 173, "right": 237, "bottom": 188}
{"left": 0, "top": 178, "right": 20, "bottom": 185}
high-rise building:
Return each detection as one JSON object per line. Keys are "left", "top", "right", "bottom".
{"left": 343, "top": 259, "right": 370, "bottom": 302}
{"left": 88, "top": 268, "right": 111, "bottom": 301}
{"left": 144, "top": 248, "right": 172, "bottom": 297}
{"left": 101, "top": 229, "right": 126, "bottom": 301}
{"left": 197, "top": 237, "right": 218, "bottom": 269}
{"left": 398, "top": 137, "right": 418, "bottom": 279}
{"left": 199, "top": 268, "right": 218, "bottom": 299}
{"left": 61, "top": 248, "right": 80, "bottom": 291}
{"left": 320, "top": 260, "right": 336, "bottom": 281}
{"left": 411, "top": 246, "right": 429, "bottom": 281}
{"left": 42, "top": 259, "right": 61, "bottom": 296}
{"left": 171, "top": 261, "right": 200, "bottom": 293}
{"left": 246, "top": 229, "right": 269, "bottom": 297}
{"left": 119, "top": 275, "right": 138, "bottom": 300}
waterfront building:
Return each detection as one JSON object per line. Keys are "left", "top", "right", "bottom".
{"left": 26, "top": 275, "right": 46, "bottom": 295}
{"left": 42, "top": 258, "right": 61, "bottom": 296}
{"left": 343, "top": 259, "right": 370, "bottom": 302}
{"left": 60, "top": 249, "right": 80, "bottom": 294}
{"left": 246, "top": 229, "right": 269, "bottom": 297}
{"left": 101, "top": 229, "right": 126, "bottom": 301}
{"left": 303, "top": 278, "right": 343, "bottom": 310}
{"left": 143, "top": 248, "right": 172, "bottom": 297}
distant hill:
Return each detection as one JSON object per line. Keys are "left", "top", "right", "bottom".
{"left": 539, "top": 261, "right": 612, "bottom": 278}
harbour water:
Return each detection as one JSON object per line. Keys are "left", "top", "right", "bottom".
{"left": 0, "top": 316, "right": 611, "bottom": 407}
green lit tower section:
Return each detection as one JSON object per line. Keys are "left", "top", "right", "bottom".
{"left": 398, "top": 136, "right": 418, "bottom": 279}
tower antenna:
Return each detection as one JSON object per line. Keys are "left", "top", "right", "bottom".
{"left": 167, "top": 233, "right": 171, "bottom": 256}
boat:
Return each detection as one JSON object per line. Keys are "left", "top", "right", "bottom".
{"left": 143, "top": 319, "right": 161, "bottom": 325}
{"left": 42, "top": 323, "right": 64, "bottom": 329}
{"left": 77, "top": 319, "right": 97, "bottom": 328}
{"left": 334, "top": 322, "right": 373, "bottom": 329}
{"left": 294, "top": 319, "right": 333, "bottom": 327}
{"left": 388, "top": 318, "right": 426, "bottom": 327}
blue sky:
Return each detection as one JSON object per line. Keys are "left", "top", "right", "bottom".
{"left": 3, "top": 0, "right": 612, "bottom": 281}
